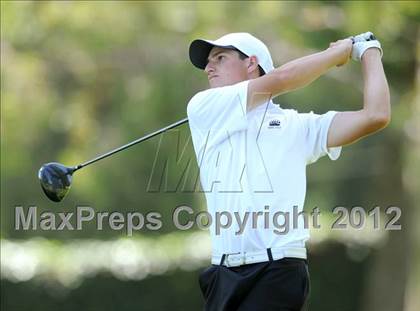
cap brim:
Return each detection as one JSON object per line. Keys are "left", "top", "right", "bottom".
{"left": 189, "top": 39, "right": 215, "bottom": 70}
{"left": 189, "top": 39, "right": 236, "bottom": 70}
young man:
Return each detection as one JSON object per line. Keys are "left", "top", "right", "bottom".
{"left": 187, "top": 32, "right": 390, "bottom": 311}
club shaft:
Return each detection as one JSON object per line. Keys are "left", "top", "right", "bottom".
{"left": 75, "top": 117, "right": 189, "bottom": 170}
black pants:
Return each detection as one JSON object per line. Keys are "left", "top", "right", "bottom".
{"left": 199, "top": 257, "right": 310, "bottom": 311}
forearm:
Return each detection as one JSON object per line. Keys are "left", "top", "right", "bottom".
{"left": 246, "top": 38, "right": 351, "bottom": 110}
{"left": 274, "top": 47, "right": 343, "bottom": 93}
{"left": 361, "top": 49, "right": 391, "bottom": 124}
{"left": 327, "top": 47, "right": 390, "bottom": 147}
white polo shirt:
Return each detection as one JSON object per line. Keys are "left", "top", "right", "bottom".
{"left": 187, "top": 80, "right": 341, "bottom": 257}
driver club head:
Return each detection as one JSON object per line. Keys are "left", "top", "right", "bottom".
{"left": 38, "top": 162, "right": 76, "bottom": 202}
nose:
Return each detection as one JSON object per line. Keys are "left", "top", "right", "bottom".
{"left": 205, "top": 61, "right": 215, "bottom": 75}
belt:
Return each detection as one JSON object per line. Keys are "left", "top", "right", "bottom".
{"left": 211, "top": 247, "right": 307, "bottom": 267}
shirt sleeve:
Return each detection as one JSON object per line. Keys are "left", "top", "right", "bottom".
{"left": 187, "top": 80, "right": 249, "bottom": 141}
{"left": 299, "top": 110, "right": 342, "bottom": 164}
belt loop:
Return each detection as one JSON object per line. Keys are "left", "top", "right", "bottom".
{"left": 220, "top": 254, "right": 226, "bottom": 266}
{"left": 267, "top": 248, "right": 273, "bottom": 262}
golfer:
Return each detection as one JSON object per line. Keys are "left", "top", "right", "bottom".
{"left": 187, "top": 32, "right": 390, "bottom": 311}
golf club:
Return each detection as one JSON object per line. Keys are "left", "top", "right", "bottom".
{"left": 38, "top": 117, "right": 189, "bottom": 202}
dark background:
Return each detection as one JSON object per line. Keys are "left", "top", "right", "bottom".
{"left": 1, "top": 1, "right": 419, "bottom": 310}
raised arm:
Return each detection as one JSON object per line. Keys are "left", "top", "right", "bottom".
{"left": 247, "top": 38, "right": 353, "bottom": 110}
{"left": 327, "top": 48, "right": 390, "bottom": 147}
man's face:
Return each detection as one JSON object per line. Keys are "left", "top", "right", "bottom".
{"left": 205, "top": 47, "right": 249, "bottom": 88}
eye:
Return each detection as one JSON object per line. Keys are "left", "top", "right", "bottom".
{"left": 217, "top": 55, "right": 225, "bottom": 61}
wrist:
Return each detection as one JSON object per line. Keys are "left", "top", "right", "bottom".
{"left": 361, "top": 48, "right": 382, "bottom": 65}
{"left": 352, "top": 40, "right": 383, "bottom": 62}
{"left": 324, "top": 48, "right": 343, "bottom": 67}
{"left": 362, "top": 48, "right": 381, "bottom": 60}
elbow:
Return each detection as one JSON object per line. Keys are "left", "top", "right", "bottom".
{"left": 370, "top": 91, "right": 391, "bottom": 130}
{"left": 367, "top": 111, "right": 391, "bottom": 131}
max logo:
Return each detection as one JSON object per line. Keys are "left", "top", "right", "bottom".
{"left": 268, "top": 119, "right": 281, "bottom": 128}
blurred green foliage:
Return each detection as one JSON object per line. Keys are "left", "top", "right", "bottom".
{"left": 1, "top": 1, "right": 419, "bottom": 311}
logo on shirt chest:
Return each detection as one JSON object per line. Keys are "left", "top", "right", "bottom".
{"left": 268, "top": 119, "right": 282, "bottom": 129}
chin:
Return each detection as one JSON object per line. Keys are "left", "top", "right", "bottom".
{"left": 209, "top": 82, "right": 221, "bottom": 88}
{"left": 209, "top": 80, "right": 231, "bottom": 88}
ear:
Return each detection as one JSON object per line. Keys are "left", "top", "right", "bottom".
{"left": 247, "top": 56, "right": 259, "bottom": 74}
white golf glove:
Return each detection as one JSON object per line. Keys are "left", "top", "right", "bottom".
{"left": 351, "top": 31, "right": 376, "bottom": 43}
{"left": 350, "top": 31, "right": 383, "bottom": 61}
